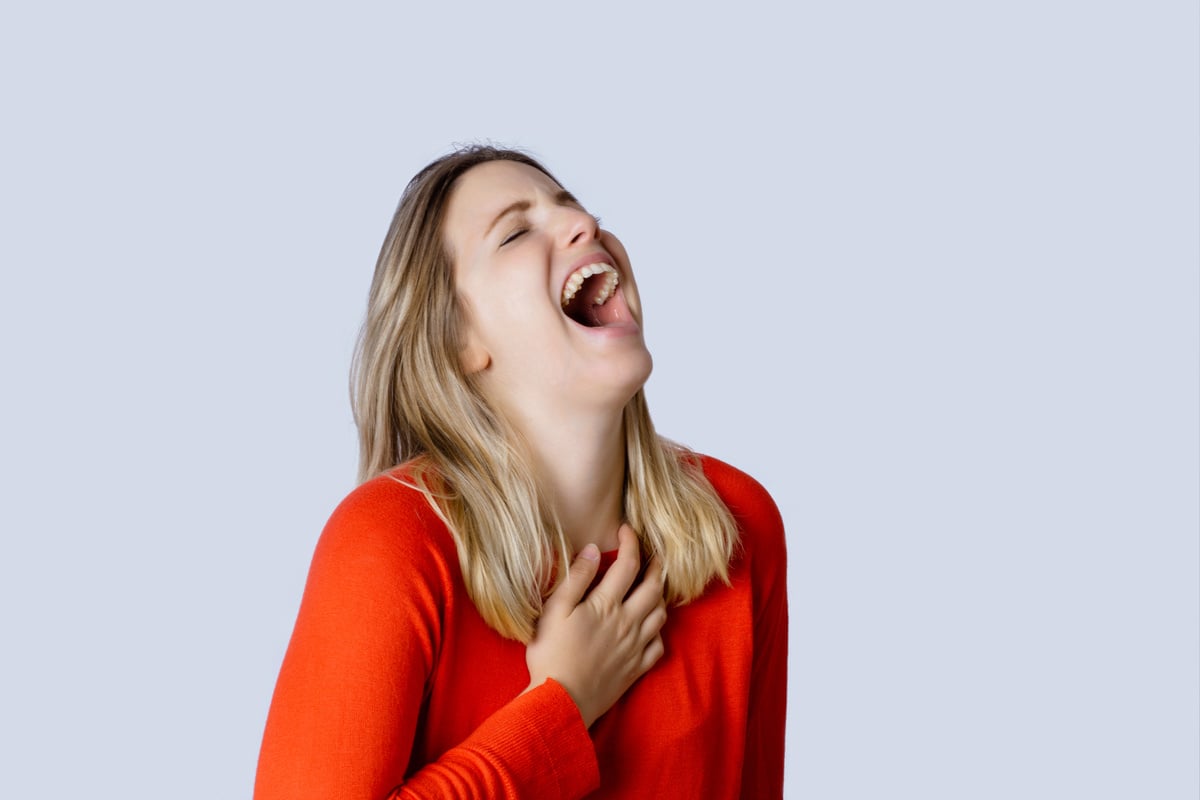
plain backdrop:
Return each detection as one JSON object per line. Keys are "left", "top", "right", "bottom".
{"left": 1, "top": 2, "right": 1196, "bottom": 798}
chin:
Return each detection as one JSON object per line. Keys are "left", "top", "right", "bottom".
{"left": 594, "top": 347, "right": 654, "bottom": 409}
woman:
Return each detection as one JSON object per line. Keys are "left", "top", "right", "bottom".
{"left": 255, "top": 146, "right": 787, "bottom": 799}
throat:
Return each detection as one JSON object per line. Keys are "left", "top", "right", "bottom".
{"left": 520, "top": 410, "right": 628, "bottom": 553}
{"left": 563, "top": 291, "right": 606, "bottom": 326}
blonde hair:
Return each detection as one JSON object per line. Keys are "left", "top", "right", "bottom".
{"left": 351, "top": 145, "right": 737, "bottom": 642}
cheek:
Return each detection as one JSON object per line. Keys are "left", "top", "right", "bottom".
{"left": 456, "top": 281, "right": 506, "bottom": 356}
{"left": 601, "top": 232, "right": 635, "bottom": 277}
{"left": 601, "top": 234, "right": 643, "bottom": 316}
{"left": 600, "top": 230, "right": 629, "bottom": 264}
{"left": 621, "top": 269, "right": 642, "bottom": 305}
{"left": 463, "top": 282, "right": 558, "bottom": 352}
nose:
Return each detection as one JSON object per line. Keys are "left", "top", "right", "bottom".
{"left": 558, "top": 205, "right": 600, "bottom": 248}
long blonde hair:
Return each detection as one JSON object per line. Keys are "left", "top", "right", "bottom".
{"left": 351, "top": 145, "right": 737, "bottom": 642}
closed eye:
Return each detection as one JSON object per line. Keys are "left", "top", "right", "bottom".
{"left": 500, "top": 228, "right": 527, "bottom": 247}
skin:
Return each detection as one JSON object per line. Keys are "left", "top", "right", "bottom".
{"left": 443, "top": 160, "right": 653, "bottom": 553}
{"left": 442, "top": 160, "right": 665, "bottom": 726}
{"left": 525, "top": 524, "right": 667, "bottom": 727}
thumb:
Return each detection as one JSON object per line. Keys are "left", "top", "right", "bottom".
{"left": 544, "top": 544, "right": 601, "bottom": 616}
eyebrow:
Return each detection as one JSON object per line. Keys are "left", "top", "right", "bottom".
{"left": 484, "top": 189, "right": 582, "bottom": 237}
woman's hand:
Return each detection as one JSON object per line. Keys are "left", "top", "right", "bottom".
{"left": 524, "top": 523, "right": 667, "bottom": 727}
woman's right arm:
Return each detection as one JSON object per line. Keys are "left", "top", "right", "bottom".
{"left": 254, "top": 483, "right": 664, "bottom": 800}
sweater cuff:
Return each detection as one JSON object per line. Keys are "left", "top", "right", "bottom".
{"left": 471, "top": 678, "right": 599, "bottom": 797}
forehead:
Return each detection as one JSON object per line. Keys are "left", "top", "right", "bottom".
{"left": 444, "top": 160, "right": 562, "bottom": 234}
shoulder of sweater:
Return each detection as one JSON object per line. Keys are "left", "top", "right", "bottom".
{"left": 313, "top": 462, "right": 457, "bottom": 576}
{"left": 696, "top": 452, "right": 787, "bottom": 561}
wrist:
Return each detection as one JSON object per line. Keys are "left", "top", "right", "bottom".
{"left": 552, "top": 678, "right": 596, "bottom": 728}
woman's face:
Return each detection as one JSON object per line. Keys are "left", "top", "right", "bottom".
{"left": 443, "top": 160, "right": 652, "bottom": 420}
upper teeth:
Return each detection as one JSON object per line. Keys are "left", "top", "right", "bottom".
{"left": 561, "top": 263, "right": 620, "bottom": 307}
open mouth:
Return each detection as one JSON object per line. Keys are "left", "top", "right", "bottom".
{"left": 561, "top": 262, "right": 623, "bottom": 328}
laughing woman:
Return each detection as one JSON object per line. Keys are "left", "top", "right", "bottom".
{"left": 254, "top": 146, "right": 788, "bottom": 799}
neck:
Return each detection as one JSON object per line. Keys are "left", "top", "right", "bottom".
{"left": 507, "top": 402, "right": 627, "bottom": 554}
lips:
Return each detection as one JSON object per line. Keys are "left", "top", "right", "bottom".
{"left": 554, "top": 250, "right": 641, "bottom": 336}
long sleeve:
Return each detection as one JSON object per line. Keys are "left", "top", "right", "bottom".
{"left": 706, "top": 461, "right": 789, "bottom": 799}
{"left": 740, "top": 496, "right": 788, "bottom": 798}
{"left": 739, "top": 474, "right": 787, "bottom": 800}
{"left": 254, "top": 476, "right": 599, "bottom": 800}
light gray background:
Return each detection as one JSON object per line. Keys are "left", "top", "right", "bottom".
{"left": 2, "top": 2, "right": 1196, "bottom": 798}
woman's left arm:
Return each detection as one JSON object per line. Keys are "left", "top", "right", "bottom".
{"left": 739, "top": 482, "right": 788, "bottom": 798}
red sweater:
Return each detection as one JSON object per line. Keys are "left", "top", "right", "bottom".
{"left": 255, "top": 455, "right": 787, "bottom": 799}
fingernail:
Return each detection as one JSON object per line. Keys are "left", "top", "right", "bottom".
{"left": 580, "top": 544, "right": 600, "bottom": 562}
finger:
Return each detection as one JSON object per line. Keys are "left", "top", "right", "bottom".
{"left": 639, "top": 634, "right": 665, "bottom": 672}
{"left": 590, "top": 524, "right": 641, "bottom": 606}
{"left": 623, "top": 555, "right": 665, "bottom": 618}
{"left": 638, "top": 601, "right": 667, "bottom": 641}
{"left": 543, "top": 544, "right": 601, "bottom": 616}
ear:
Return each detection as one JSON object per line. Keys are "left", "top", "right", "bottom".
{"left": 459, "top": 328, "right": 491, "bottom": 374}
